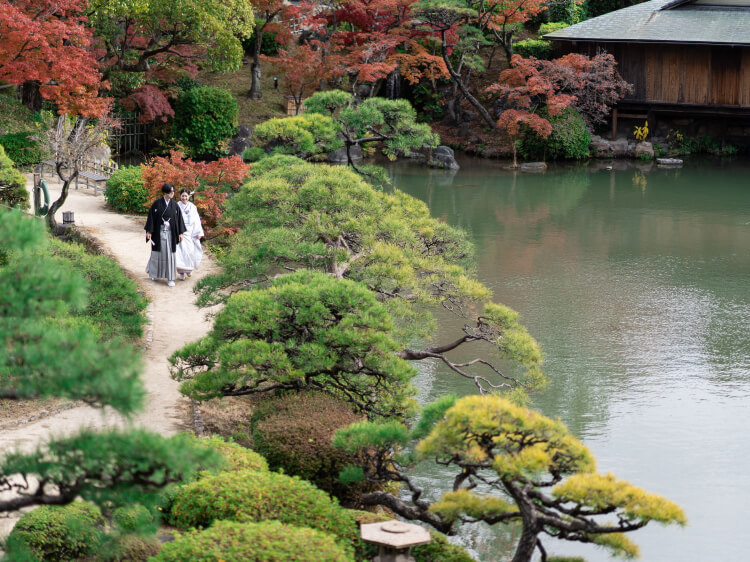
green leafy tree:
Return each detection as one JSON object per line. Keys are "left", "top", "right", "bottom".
{"left": 181, "top": 156, "right": 545, "bottom": 408}
{"left": 0, "top": 209, "right": 218, "bottom": 513}
{"left": 89, "top": 0, "right": 254, "bottom": 121}
{"left": 334, "top": 394, "right": 687, "bottom": 562}
{"left": 172, "top": 86, "right": 238, "bottom": 157}
{"left": 303, "top": 92, "right": 439, "bottom": 172}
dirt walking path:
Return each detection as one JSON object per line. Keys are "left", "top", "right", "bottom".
{"left": 0, "top": 177, "right": 219, "bottom": 535}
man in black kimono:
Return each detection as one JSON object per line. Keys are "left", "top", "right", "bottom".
{"left": 144, "top": 183, "right": 187, "bottom": 287}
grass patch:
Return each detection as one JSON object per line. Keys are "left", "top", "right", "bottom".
{"left": 0, "top": 93, "right": 36, "bottom": 135}
{"left": 197, "top": 60, "right": 288, "bottom": 129}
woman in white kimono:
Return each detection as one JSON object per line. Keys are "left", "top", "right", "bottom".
{"left": 175, "top": 188, "right": 204, "bottom": 279}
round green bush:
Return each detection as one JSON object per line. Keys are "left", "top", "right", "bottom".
{"left": 519, "top": 107, "right": 591, "bottom": 160}
{"left": 111, "top": 504, "right": 154, "bottom": 532}
{"left": 251, "top": 392, "right": 374, "bottom": 505}
{"left": 80, "top": 534, "right": 162, "bottom": 562}
{"left": 514, "top": 39, "right": 553, "bottom": 60}
{"left": 253, "top": 114, "right": 342, "bottom": 159}
{"left": 0, "top": 132, "right": 47, "bottom": 167}
{"left": 6, "top": 501, "right": 104, "bottom": 561}
{"left": 104, "top": 166, "right": 148, "bottom": 214}
{"left": 173, "top": 86, "right": 238, "bottom": 157}
{"left": 0, "top": 144, "right": 29, "bottom": 210}
{"left": 170, "top": 469, "right": 358, "bottom": 546}
{"left": 197, "top": 434, "right": 269, "bottom": 473}
{"left": 153, "top": 520, "right": 352, "bottom": 561}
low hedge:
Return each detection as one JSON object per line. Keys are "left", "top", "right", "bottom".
{"left": 5, "top": 501, "right": 104, "bottom": 561}
{"left": 251, "top": 392, "right": 374, "bottom": 504}
{"left": 0, "top": 131, "right": 47, "bottom": 167}
{"left": 49, "top": 238, "right": 148, "bottom": 341}
{"left": 153, "top": 520, "right": 353, "bottom": 561}
{"left": 196, "top": 434, "right": 269, "bottom": 473}
{"left": 104, "top": 166, "right": 148, "bottom": 215}
{"left": 514, "top": 39, "right": 553, "bottom": 60}
{"left": 0, "top": 144, "right": 28, "bottom": 210}
{"left": 170, "top": 469, "right": 358, "bottom": 547}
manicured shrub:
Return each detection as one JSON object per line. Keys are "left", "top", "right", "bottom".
{"left": 241, "top": 145, "right": 266, "bottom": 162}
{"left": 96, "top": 534, "right": 161, "bottom": 562}
{"left": 111, "top": 504, "right": 154, "bottom": 532}
{"left": 5, "top": 501, "right": 104, "bottom": 561}
{"left": 196, "top": 435, "right": 269, "bottom": 473}
{"left": 173, "top": 86, "right": 238, "bottom": 157}
{"left": 153, "top": 520, "right": 352, "bottom": 561}
{"left": 514, "top": 39, "right": 553, "bottom": 60}
{"left": 251, "top": 392, "right": 375, "bottom": 505}
{"left": 519, "top": 107, "right": 591, "bottom": 160}
{"left": 170, "top": 469, "right": 358, "bottom": 546}
{"left": 0, "top": 144, "right": 29, "bottom": 210}
{"left": 49, "top": 239, "right": 148, "bottom": 341}
{"left": 104, "top": 166, "right": 148, "bottom": 215}
{"left": 253, "top": 114, "right": 342, "bottom": 159}
{"left": 0, "top": 131, "right": 47, "bottom": 166}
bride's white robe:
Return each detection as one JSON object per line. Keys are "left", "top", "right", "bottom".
{"left": 175, "top": 200, "right": 204, "bottom": 274}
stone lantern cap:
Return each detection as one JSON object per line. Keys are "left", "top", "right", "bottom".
{"left": 360, "top": 521, "right": 432, "bottom": 549}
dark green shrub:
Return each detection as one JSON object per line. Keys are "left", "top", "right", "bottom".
{"left": 5, "top": 501, "right": 104, "bottom": 561}
{"left": 547, "top": 0, "right": 585, "bottom": 23}
{"left": 0, "top": 144, "right": 29, "bottom": 210}
{"left": 170, "top": 469, "right": 358, "bottom": 546}
{"left": 104, "top": 166, "right": 148, "bottom": 215}
{"left": 241, "top": 28, "right": 281, "bottom": 56}
{"left": 251, "top": 392, "right": 378, "bottom": 505}
{"left": 241, "top": 146, "right": 266, "bottom": 162}
{"left": 154, "top": 520, "right": 352, "bottom": 561}
{"left": 49, "top": 239, "right": 148, "bottom": 341}
{"left": 253, "top": 114, "right": 342, "bottom": 159}
{"left": 0, "top": 131, "right": 47, "bottom": 167}
{"left": 111, "top": 505, "right": 154, "bottom": 532}
{"left": 514, "top": 39, "right": 553, "bottom": 60}
{"left": 519, "top": 107, "right": 591, "bottom": 160}
{"left": 173, "top": 86, "right": 238, "bottom": 157}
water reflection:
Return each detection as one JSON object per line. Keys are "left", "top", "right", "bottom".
{"left": 386, "top": 158, "right": 750, "bottom": 561}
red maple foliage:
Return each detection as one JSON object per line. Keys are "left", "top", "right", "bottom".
{"left": 486, "top": 54, "right": 576, "bottom": 166}
{"left": 119, "top": 85, "right": 175, "bottom": 123}
{"left": 141, "top": 150, "right": 250, "bottom": 235}
{"left": 305, "top": 0, "right": 448, "bottom": 94}
{"left": 0, "top": 0, "right": 110, "bottom": 116}
{"left": 262, "top": 41, "right": 334, "bottom": 111}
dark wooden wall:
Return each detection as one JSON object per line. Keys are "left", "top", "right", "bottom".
{"left": 554, "top": 42, "right": 750, "bottom": 108}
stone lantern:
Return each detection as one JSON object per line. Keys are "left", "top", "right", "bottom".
{"left": 360, "top": 520, "right": 432, "bottom": 562}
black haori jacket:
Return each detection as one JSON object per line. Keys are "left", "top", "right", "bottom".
{"left": 144, "top": 198, "right": 187, "bottom": 253}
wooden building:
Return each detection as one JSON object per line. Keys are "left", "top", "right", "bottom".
{"left": 545, "top": 0, "right": 750, "bottom": 138}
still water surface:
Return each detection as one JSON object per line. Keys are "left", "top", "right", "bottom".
{"left": 385, "top": 158, "right": 750, "bottom": 561}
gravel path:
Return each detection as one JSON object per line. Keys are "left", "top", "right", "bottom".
{"left": 0, "top": 176, "right": 219, "bottom": 536}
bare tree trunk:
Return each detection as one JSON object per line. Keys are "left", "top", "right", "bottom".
{"left": 249, "top": 29, "right": 264, "bottom": 99}
{"left": 46, "top": 175, "right": 75, "bottom": 232}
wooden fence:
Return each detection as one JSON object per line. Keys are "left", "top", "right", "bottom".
{"left": 110, "top": 113, "right": 151, "bottom": 155}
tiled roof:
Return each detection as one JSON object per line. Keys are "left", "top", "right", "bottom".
{"left": 544, "top": 0, "right": 750, "bottom": 45}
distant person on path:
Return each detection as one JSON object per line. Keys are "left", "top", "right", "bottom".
{"left": 145, "top": 183, "right": 185, "bottom": 287}
{"left": 175, "top": 188, "right": 204, "bottom": 280}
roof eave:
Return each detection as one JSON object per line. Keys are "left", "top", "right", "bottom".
{"left": 545, "top": 36, "right": 750, "bottom": 47}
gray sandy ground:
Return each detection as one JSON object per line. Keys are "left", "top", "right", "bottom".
{"left": 0, "top": 176, "right": 219, "bottom": 537}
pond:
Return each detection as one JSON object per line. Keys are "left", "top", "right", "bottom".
{"left": 384, "top": 157, "right": 750, "bottom": 561}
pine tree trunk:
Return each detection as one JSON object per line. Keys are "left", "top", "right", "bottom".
{"left": 511, "top": 526, "right": 539, "bottom": 562}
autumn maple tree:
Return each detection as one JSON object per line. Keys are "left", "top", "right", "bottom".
{"left": 141, "top": 150, "right": 250, "bottom": 235}
{"left": 262, "top": 41, "right": 332, "bottom": 113}
{"left": 0, "top": 0, "right": 109, "bottom": 116}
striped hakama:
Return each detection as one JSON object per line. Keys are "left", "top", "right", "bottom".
{"left": 146, "top": 222, "right": 177, "bottom": 281}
